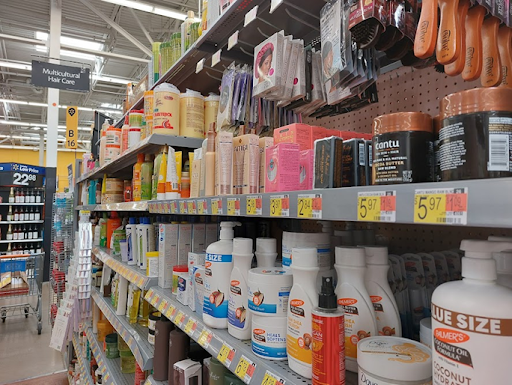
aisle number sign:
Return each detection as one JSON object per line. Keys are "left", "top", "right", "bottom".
{"left": 66, "top": 106, "right": 78, "bottom": 149}
{"left": 270, "top": 194, "right": 289, "bottom": 217}
{"left": 297, "top": 194, "right": 322, "bottom": 218}
{"left": 358, "top": 191, "right": 396, "bottom": 222}
{"left": 414, "top": 187, "right": 468, "bottom": 225}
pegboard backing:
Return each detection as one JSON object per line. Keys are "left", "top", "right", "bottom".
{"left": 305, "top": 66, "right": 480, "bottom": 133}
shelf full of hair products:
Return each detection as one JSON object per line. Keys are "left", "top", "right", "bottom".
{"left": 63, "top": 0, "right": 512, "bottom": 384}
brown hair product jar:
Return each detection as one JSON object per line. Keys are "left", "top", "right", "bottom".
{"left": 372, "top": 112, "right": 434, "bottom": 184}
{"left": 438, "top": 88, "right": 512, "bottom": 181}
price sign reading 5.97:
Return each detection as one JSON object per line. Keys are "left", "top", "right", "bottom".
{"left": 358, "top": 191, "right": 396, "bottom": 222}
{"left": 414, "top": 188, "right": 468, "bottom": 225}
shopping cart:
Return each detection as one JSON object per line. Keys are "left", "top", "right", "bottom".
{"left": 0, "top": 253, "right": 43, "bottom": 334}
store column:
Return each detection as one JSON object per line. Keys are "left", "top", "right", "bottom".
{"left": 43, "top": 0, "right": 62, "bottom": 281}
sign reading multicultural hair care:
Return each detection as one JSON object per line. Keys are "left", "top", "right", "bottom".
{"left": 66, "top": 106, "right": 78, "bottom": 149}
{"left": 0, "top": 163, "right": 45, "bottom": 187}
{"left": 31, "top": 60, "right": 90, "bottom": 92}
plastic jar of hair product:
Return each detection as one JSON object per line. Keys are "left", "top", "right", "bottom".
{"left": 247, "top": 268, "right": 293, "bottom": 316}
{"left": 204, "top": 94, "right": 220, "bottom": 135}
{"left": 144, "top": 91, "right": 154, "bottom": 136}
{"left": 105, "top": 333, "right": 119, "bottom": 358}
{"left": 180, "top": 89, "right": 205, "bottom": 139}
{"left": 357, "top": 337, "right": 432, "bottom": 385}
{"left": 251, "top": 314, "right": 288, "bottom": 360}
{"left": 438, "top": 87, "right": 512, "bottom": 181}
{"left": 153, "top": 83, "right": 180, "bottom": 135}
{"left": 372, "top": 112, "right": 434, "bottom": 184}
{"left": 419, "top": 317, "right": 432, "bottom": 349}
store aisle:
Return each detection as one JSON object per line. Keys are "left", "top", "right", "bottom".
{"left": 0, "top": 283, "right": 66, "bottom": 385}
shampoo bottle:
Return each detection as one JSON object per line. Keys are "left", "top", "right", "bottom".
{"left": 364, "top": 246, "right": 402, "bottom": 337}
{"left": 157, "top": 147, "right": 168, "bottom": 200}
{"left": 203, "top": 221, "right": 241, "bottom": 329}
{"left": 141, "top": 154, "right": 153, "bottom": 201}
{"left": 334, "top": 246, "right": 378, "bottom": 373}
{"left": 133, "top": 153, "right": 145, "bottom": 202}
{"left": 205, "top": 124, "right": 216, "bottom": 196}
{"left": 286, "top": 247, "right": 319, "bottom": 379}
{"left": 228, "top": 238, "right": 254, "bottom": 339}
{"left": 126, "top": 217, "right": 138, "bottom": 266}
{"left": 312, "top": 277, "right": 345, "bottom": 385}
{"left": 431, "top": 240, "right": 512, "bottom": 384}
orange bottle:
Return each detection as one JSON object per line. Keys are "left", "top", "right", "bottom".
{"left": 133, "top": 153, "right": 144, "bottom": 202}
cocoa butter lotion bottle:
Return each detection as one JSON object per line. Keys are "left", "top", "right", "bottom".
{"left": 431, "top": 240, "right": 512, "bottom": 384}
{"left": 203, "top": 222, "right": 241, "bottom": 329}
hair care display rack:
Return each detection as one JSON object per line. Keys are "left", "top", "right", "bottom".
{"left": 70, "top": 1, "right": 512, "bottom": 385}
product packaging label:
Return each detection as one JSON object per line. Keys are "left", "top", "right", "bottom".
{"left": 287, "top": 298, "right": 313, "bottom": 364}
{"left": 338, "top": 297, "right": 374, "bottom": 360}
{"left": 432, "top": 302, "right": 512, "bottom": 385}
{"left": 203, "top": 253, "right": 232, "bottom": 319}
{"left": 228, "top": 279, "right": 248, "bottom": 329}
{"left": 312, "top": 313, "right": 345, "bottom": 385}
{"left": 248, "top": 286, "right": 290, "bottom": 315}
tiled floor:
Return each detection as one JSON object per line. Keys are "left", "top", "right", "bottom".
{"left": 0, "top": 283, "right": 66, "bottom": 385}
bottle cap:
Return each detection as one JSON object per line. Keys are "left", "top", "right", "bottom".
{"left": 233, "top": 237, "right": 253, "bottom": 255}
{"left": 219, "top": 221, "right": 241, "bottom": 240}
{"left": 335, "top": 246, "right": 366, "bottom": 267}
{"left": 318, "top": 276, "right": 337, "bottom": 309}
{"left": 460, "top": 240, "right": 512, "bottom": 280}
{"left": 292, "top": 247, "right": 318, "bottom": 268}
{"left": 364, "top": 246, "right": 389, "bottom": 265}
{"left": 256, "top": 238, "right": 276, "bottom": 254}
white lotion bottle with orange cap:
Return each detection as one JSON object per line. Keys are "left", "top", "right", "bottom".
{"left": 431, "top": 240, "right": 512, "bottom": 385}
{"left": 203, "top": 221, "right": 241, "bottom": 329}
{"left": 286, "top": 247, "right": 319, "bottom": 379}
{"left": 227, "top": 238, "right": 253, "bottom": 339}
{"left": 334, "top": 246, "right": 377, "bottom": 373}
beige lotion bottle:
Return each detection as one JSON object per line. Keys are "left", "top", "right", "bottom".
{"left": 205, "top": 124, "right": 216, "bottom": 196}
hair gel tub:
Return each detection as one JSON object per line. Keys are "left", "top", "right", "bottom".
{"left": 357, "top": 337, "right": 432, "bottom": 385}
{"left": 251, "top": 314, "right": 288, "bottom": 360}
{"left": 247, "top": 268, "right": 293, "bottom": 316}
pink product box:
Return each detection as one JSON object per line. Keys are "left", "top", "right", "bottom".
{"left": 265, "top": 143, "right": 300, "bottom": 193}
{"left": 299, "top": 149, "right": 314, "bottom": 190}
{"left": 273, "top": 123, "right": 312, "bottom": 151}
{"left": 311, "top": 126, "right": 329, "bottom": 147}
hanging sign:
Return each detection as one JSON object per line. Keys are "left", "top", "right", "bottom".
{"left": 31, "top": 60, "right": 90, "bottom": 92}
{"left": 0, "top": 163, "right": 45, "bottom": 187}
{"left": 66, "top": 106, "right": 78, "bottom": 149}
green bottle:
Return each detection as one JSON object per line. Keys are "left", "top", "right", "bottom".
{"left": 152, "top": 149, "right": 164, "bottom": 200}
{"left": 99, "top": 213, "right": 108, "bottom": 247}
{"left": 141, "top": 154, "right": 154, "bottom": 201}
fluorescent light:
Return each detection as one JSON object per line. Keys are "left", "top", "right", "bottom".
{"left": 102, "top": 0, "right": 153, "bottom": 12}
{"left": 0, "top": 134, "right": 88, "bottom": 144}
{"left": 36, "top": 32, "right": 103, "bottom": 51}
{"left": 153, "top": 7, "right": 187, "bottom": 20}
{"left": 0, "top": 100, "right": 28, "bottom": 105}
{"left": 0, "top": 61, "right": 32, "bottom": 71}
{"left": 92, "top": 75, "right": 131, "bottom": 85}
{"left": 100, "top": 0, "right": 188, "bottom": 20}
{"left": 0, "top": 120, "right": 30, "bottom": 126}
{"left": 27, "top": 102, "right": 47, "bottom": 107}
{"left": 0, "top": 120, "right": 90, "bottom": 132}
{"left": 61, "top": 49, "right": 97, "bottom": 61}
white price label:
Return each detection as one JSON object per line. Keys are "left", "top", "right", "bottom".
{"left": 270, "top": 0, "right": 284, "bottom": 13}
{"left": 196, "top": 58, "right": 205, "bottom": 73}
{"left": 212, "top": 49, "right": 222, "bottom": 67}
{"left": 228, "top": 31, "right": 239, "bottom": 50}
{"left": 244, "top": 6, "right": 258, "bottom": 27}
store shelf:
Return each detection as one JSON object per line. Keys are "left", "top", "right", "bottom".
{"left": 0, "top": 220, "right": 44, "bottom": 224}
{"left": 145, "top": 287, "right": 357, "bottom": 385}
{"left": 76, "top": 134, "right": 203, "bottom": 182}
{"left": 76, "top": 205, "right": 97, "bottom": 212}
{"left": 0, "top": 238, "right": 42, "bottom": 244}
{"left": 144, "top": 375, "right": 167, "bottom": 385}
{"left": 91, "top": 287, "right": 154, "bottom": 370}
{"left": 0, "top": 203, "right": 44, "bottom": 206}
{"left": 95, "top": 201, "right": 149, "bottom": 212}
{"left": 86, "top": 327, "right": 135, "bottom": 385}
{"left": 92, "top": 246, "right": 157, "bottom": 290}
{"left": 72, "top": 333, "right": 94, "bottom": 385}
{"left": 146, "top": 178, "right": 512, "bottom": 227}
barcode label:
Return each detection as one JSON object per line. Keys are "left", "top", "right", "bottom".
{"left": 488, "top": 133, "right": 510, "bottom": 171}
{"left": 359, "top": 143, "right": 366, "bottom": 166}
{"left": 368, "top": 144, "right": 373, "bottom": 166}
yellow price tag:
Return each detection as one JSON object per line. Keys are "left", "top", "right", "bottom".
{"left": 246, "top": 195, "right": 262, "bottom": 216}
{"left": 211, "top": 198, "right": 220, "bottom": 215}
{"left": 414, "top": 193, "right": 446, "bottom": 224}
{"left": 270, "top": 194, "right": 289, "bottom": 217}
{"left": 150, "top": 294, "right": 158, "bottom": 306}
{"left": 261, "top": 371, "right": 284, "bottom": 385}
{"left": 165, "top": 305, "right": 176, "bottom": 319}
{"left": 234, "top": 355, "right": 255, "bottom": 382}
{"left": 179, "top": 201, "right": 187, "bottom": 214}
{"left": 217, "top": 343, "right": 235, "bottom": 367}
{"left": 188, "top": 200, "right": 196, "bottom": 214}
{"left": 227, "top": 198, "right": 239, "bottom": 216}
{"left": 297, "top": 194, "right": 322, "bottom": 219}
{"left": 184, "top": 318, "right": 197, "bottom": 335}
{"left": 158, "top": 299, "right": 168, "bottom": 312}
{"left": 174, "top": 311, "right": 185, "bottom": 325}
{"left": 358, "top": 191, "right": 397, "bottom": 222}
{"left": 197, "top": 199, "right": 205, "bottom": 215}
{"left": 198, "top": 329, "right": 212, "bottom": 347}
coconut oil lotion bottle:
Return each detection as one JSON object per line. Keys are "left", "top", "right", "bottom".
{"left": 431, "top": 240, "right": 512, "bottom": 384}
{"left": 287, "top": 247, "right": 319, "bottom": 379}
{"left": 203, "top": 222, "right": 241, "bottom": 329}
{"left": 334, "top": 246, "right": 377, "bottom": 373}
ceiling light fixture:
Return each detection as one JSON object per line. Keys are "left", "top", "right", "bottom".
{"left": 0, "top": 119, "right": 91, "bottom": 131}
{"left": 0, "top": 61, "right": 32, "bottom": 71}
{"left": 101, "top": 0, "right": 189, "bottom": 20}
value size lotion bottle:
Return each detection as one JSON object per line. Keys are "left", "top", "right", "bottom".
{"left": 364, "top": 246, "right": 402, "bottom": 337}
{"left": 431, "top": 240, "right": 512, "bottom": 385}
{"left": 228, "top": 238, "right": 254, "bottom": 339}
{"left": 287, "top": 247, "right": 319, "bottom": 379}
{"left": 334, "top": 246, "right": 377, "bottom": 373}
{"left": 203, "top": 222, "right": 241, "bottom": 329}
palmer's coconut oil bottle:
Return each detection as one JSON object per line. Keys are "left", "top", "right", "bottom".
{"left": 203, "top": 222, "right": 241, "bottom": 329}
{"left": 228, "top": 238, "right": 253, "bottom": 339}
{"left": 431, "top": 240, "right": 512, "bottom": 385}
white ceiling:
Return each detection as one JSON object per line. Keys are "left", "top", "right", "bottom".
{"left": 0, "top": 0, "right": 197, "bottom": 149}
